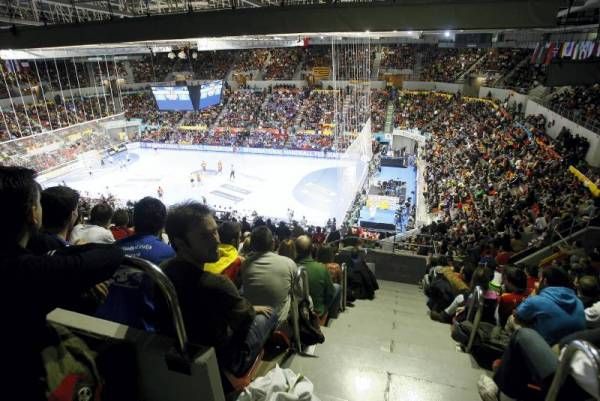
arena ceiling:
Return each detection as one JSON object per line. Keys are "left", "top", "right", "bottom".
{"left": 0, "top": 0, "right": 589, "bottom": 51}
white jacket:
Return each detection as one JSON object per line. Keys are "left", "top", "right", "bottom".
{"left": 70, "top": 224, "right": 115, "bottom": 244}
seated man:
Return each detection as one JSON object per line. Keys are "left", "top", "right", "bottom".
{"left": 511, "top": 265, "right": 586, "bottom": 345}
{"left": 0, "top": 166, "right": 124, "bottom": 401}
{"left": 479, "top": 327, "right": 600, "bottom": 401}
{"left": 71, "top": 202, "right": 115, "bottom": 244}
{"left": 117, "top": 197, "right": 174, "bottom": 265}
{"left": 295, "top": 235, "right": 340, "bottom": 319}
{"left": 27, "top": 185, "right": 79, "bottom": 254}
{"left": 204, "top": 221, "right": 244, "bottom": 285}
{"left": 162, "top": 201, "right": 277, "bottom": 376}
{"left": 96, "top": 196, "right": 175, "bottom": 330}
{"left": 241, "top": 226, "right": 298, "bottom": 327}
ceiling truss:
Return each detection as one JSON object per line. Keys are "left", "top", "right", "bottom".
{"left": 0, "top": 0, "right": 285, "bottom": 27}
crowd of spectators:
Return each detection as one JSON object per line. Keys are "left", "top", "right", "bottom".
{"left": 233, "top": 49, "right": 270, "bottom": 73}
{"left": 371, "top": 89, "right": 390, "bottom": 132}
{"left": 502, "top": 62, "right": 547, "bottom": 93}
{"left": 0, "top": 97, "right": 113, "bottom": 141}
{"left": 421, "top": 94, "right": 596, "bottom": 261}
{"left": 263, "top": 48, "right": 302, "bottom": 80}
{"left": 191, "top": 50, "right": 234, "bottom": 80}
{"left": 302, "top": 46, "right": 332, "bottom": 70}
{"left": 380, "top": 44, "right": 419, "bottom": 70}
{"left": 296, "top": 90, "right": 337, "bottom": 133}
{"left": 420, "top": 47, "right": 482, "bottom": 82}
{"left": 548, "top": 84, "right": 600, "bottom": 129}
{"left": 473, "top": 48, "right": 530, "bottom": 84}
{"left": 216, "top": 90, "right": 265, "bottom": 129}
{"left": 256, "top": 85, "right": 307, "bottom": 129}
{"left": 394, "top": 91, "right": 453, "bottom": 130}
{"left": 132, "top": 54, "right": 179, "bottom": 83}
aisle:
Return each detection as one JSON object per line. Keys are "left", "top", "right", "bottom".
{"left": 283, "top": 281, "right": 483, "bottom": 401}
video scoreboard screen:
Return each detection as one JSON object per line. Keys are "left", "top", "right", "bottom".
{"left": 199, "top": 80, "right": 223, "bottom": 110}
{"left": 151, "top": 86, "right": 194, "bottom": 111}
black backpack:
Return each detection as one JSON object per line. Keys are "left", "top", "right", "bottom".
{"left": 451, "top": 320, "right": 510, "bottom": 369}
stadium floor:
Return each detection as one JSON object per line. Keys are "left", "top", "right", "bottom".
{"left": 41, "top": 148, "right": 363, "bottom": 226}
{"left": 283, "top": 281, "right": 483, "bottom": 401}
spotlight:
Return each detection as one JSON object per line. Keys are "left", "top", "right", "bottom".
{"left": 444, "top": 30, "right": 451, "bottom": 38}
{"left": 192, "top": 52, "right": 198, "bottom": 59}
{"left": 167, "top": 51, "right": 176, "bottom": 59}
{"left": 178, "top": 50, "right": 187, "bottom": 59}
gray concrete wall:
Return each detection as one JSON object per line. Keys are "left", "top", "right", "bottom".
{"left": 338, "top": 248, "right": 427, "bottom": 284}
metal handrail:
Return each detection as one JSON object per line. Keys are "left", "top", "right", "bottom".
{"left": 465, "top": 286, "right": 484, "bottom": 353}
{"left": 545, "top": 340, "right": 600, "bottom": 401}
{"left": 341, "top": 262, "right": 348, "bottom": 312}
{"left": 121, "top": 256, "right": 189, "bottom": 356}
{"left": 290, "top": 266, "right": 317, "bottom": 356}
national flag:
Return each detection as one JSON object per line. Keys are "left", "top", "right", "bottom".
{"left": 544, "top": 42, "right": 556, "bottom": 64}
{"left": 536, "top": 42, "right": 550, "bottom": 64}
{"left": 581, "top": 41, "right": 595, "bottom": 59}
{"left": 530, "top": 43, "right": 540, "bottom": 64}
{"left": 562, "top": 41, "right": 574, "bottom": 58}
{"left": 572, "top": 41, "right": 581, "bottom": 60}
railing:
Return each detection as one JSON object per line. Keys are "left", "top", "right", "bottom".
{"left": 509, "top": 212, "right": 600, "bottom": 265}
{"left": 545, "top": 340, "right": 600, "bottom": 401}
{"left": 290, "top": 266, "right": 312, "bottom": 355}
{"left": 465, "top": 286, "right": 484, "bottom": 354}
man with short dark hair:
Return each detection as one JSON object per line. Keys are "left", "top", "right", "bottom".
{"left": 71, "top": 202, "right": 115, "bottom": 244}
{"left": 96, "top": 197, "right": 175, "bottom": 330}
{"left": 242, "top": 226, "right": 298, "bottom": 326}
{"left": 118, "top": 196, "right": 174, "bottom": 264}
{"left": 27, "top": 185, "right": 79, "bottom": 254}
{"left": 0, "top": 166, "right": 124, "bottom": 401}
{"left": 295, "top": 235, "right": 340, "bottom": 319}
{"left": 162, "top": 201, "right": 277, "bottom": 376}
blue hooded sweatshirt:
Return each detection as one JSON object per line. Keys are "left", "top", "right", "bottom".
{"left": 515, "top": 286, "right": 585, "bottom": 345}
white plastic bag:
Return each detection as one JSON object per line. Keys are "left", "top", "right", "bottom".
{"left": 236, "top": 365, "right": 321, "bottom": 401}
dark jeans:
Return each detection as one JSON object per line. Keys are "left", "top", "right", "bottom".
{"left": 227, "top": 312, "right": 278, "bottom": 376}
{"left": 327, "top": 283, "right": 342, "bottom": 319}
{"left": 494, "top": 328, "right": 558, "bottom": 399}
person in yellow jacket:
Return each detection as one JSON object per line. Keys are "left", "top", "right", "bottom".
{"left": 204, "top": 221, "right": 243, "bottom": 286}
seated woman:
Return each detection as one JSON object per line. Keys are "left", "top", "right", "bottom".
{"left": 497, "top": 266, "right": 528, "bottom": 328}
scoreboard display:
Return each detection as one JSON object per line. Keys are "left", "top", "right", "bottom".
{"left": 151, "top": 86, "right": 194, "bottom": 111}
{"left": 199, "top": 80, "right": 223, "bottom": 110}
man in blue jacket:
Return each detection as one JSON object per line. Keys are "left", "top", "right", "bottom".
{"left": 513, "top": 265, "right": 585, "bottom": 345}
{"left": 96, "top": 196, "right": 174, "bottom": 330}
{"left": 118, "top": 196, "right": 174, "bottom": 264}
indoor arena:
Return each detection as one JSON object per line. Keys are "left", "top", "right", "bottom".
{"left": 1, "top": 1, "right": 599, "bottom": 401}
